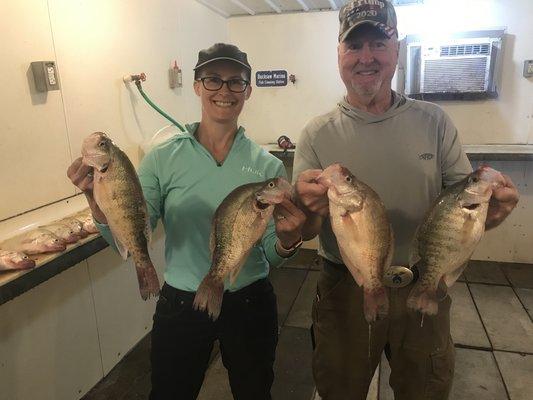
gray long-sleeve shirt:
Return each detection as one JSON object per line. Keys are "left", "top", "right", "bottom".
{"left": 293, "top": 92, "right": 472, "bottom": 265}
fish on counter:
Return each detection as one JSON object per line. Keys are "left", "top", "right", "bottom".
{"left": 73, "top": 210, "right": 99, "bottom": 234}
{"left": 16, "top": 229, "right": 67, "bottom": 255}
{"left": 0, "top": 250, "right": 35, "bottom": 271}
{"left": 407, "top": 166, "right": 506, "bottom": 316}
{"left": 318, "top": 163, "right": 393, "bottom": 323}
{"left": 193, "top": 177, "right": 293, "bottom": 320}
{"left": 82, "top": 132, "right": 160, "bottom": 300}
{"left": 40, "top": 222, "right": 82, "bottom": 244}
{"left": 60, "top": 217, "right": 89, "bottom": 238}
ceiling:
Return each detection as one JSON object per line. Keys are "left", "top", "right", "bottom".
{"left": 195, "top": 0, "right": 422, "bottom": 18}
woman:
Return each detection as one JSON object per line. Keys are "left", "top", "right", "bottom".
{"left": 67, "top": 43, "right": 306, "bottom": 400}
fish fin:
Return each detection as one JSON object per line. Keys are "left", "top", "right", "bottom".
{"left": 408, "top": 233, "right": 421, "bottom": 268}
{"left": 363, "top": 286, "right": 389, "bottom": 323}
{"left": 406, "top": 276, "right": 440, "bottom": 316}
{"left": 383, "top": 226, "right": 395, "bottom": 272}
{"left": 209, "top": 228, "right": 216, "bottom": 257}
{"left": 113, "top": 235, "right": 129, "bottom": 260}
{"left": 134, "top": 261, "right": 160, "bottom": 300}
{"left": 229, "top": 250, "right": 251, "bottom": 285}
{"left": 339, "top": 247, "right": 365, "bottom": 286}
{"left": 444, "top": 261, "right": 469, "bottom": 287}
{"left": 144, "top": 219, "right": 152, "bottom": 246}
{"left": 193, "top": 274, "right": 224, "bottom": 320}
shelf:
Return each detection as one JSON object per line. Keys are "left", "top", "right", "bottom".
{"left": 262, "top": 144, "right": 533, "bottom": 161}
{"left": 0, "top": 235, "right": 108, "bottom": 306}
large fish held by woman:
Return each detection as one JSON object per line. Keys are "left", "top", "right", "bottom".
{"left": 318, "top": 163, "right": 393, "bottom": 323}
{"left": 193, "top": 177, "right": 293, "bottom": 320}
{"left": 82, "top": 132, "right": 160, "bottom": 300}
{"left": 407, "top": 166, "right": 506, "bottom": 316}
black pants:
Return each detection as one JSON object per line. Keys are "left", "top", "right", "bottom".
{"left": 149, "top": 278, "right": 278, "bottom": 400}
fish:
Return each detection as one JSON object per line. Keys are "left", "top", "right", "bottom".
{"left": 82, "top": 132, "right": 160, "bottom": 300}
{"left": 73, "top": 210, "right": 99, "bottom": 234}
{"left": 40, "top": 222, "right": 82, "bottom": 244}
{"left": 60, "top": 217, "right": 89, "bottom": 238}
{"left": 193, "top": 177, "right": 293, "bottom": 320}
{"left": 17, "top": 229, "right": 67, "bottom": 255}
{"left": 318, "top": 163, "right": 393, "bottom": 323}
{"left": 0, "top": 250, "right": 35, "bottom": 271}
{"left": 406, "top": 166, "right": 506, "bottom": 316}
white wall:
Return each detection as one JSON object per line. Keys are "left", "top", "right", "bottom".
{"left": 228, "top": 0, "right": 533, "bottom": 146}
{"left": 0, "top": 1, "right": 227, "bottom": 399}
{"left": 0, "top": 0, "right": 227, "bottom": 222}
{"left": 228, "top": 0, "right": 533, "bottom": 263}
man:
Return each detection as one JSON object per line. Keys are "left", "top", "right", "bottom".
{"left": 293, "top": 1, "right": 519, "bottom": 399}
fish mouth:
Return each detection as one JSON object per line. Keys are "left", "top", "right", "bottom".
{"left": 463, "top": 203, "right": 481, "bottom": 211}
{"left": 255, "top": 200, "right": 270, "bottom": 210}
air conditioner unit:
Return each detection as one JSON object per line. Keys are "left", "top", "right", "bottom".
{"left": 402, "top": 30, "right": 504, "bottom": 100}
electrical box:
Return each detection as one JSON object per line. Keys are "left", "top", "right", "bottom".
{"left": 169, "top": 61, "right": 182, "bottom": 89}
{"left": 31, "top": 61, "right": 60, "bottom": 92}
{"left": 524, "top": 60, "right": 533, "bottom": 78}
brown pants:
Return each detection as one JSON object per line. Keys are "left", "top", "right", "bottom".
{"left": 312, "top": 260, "right": 455, "bottom": 400}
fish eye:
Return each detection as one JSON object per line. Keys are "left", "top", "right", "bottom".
{"left": 345, "top": 176, "right": 352, "bottom": 183}
{"left": 268, "top": 181, "right": 275, "bottom": 188}
{"left": 98, "top": 141, "right": 106, "bottom": 147}
{"left": 472, "top": 176, "right": 479, "bottom": 183}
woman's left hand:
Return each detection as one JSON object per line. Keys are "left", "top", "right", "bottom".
{"left": 273, "top": 199, "right": 307, "bottom": 249}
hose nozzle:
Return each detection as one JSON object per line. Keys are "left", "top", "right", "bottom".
{"left": 123, "top": 73, "right": 147, "bottom": 84}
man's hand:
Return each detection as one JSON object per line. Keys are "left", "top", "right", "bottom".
{"left": 295, "top": 169, "right": 329, "bottom": 216}
{"left": 485, "top": 174, "right": 519, "bottom": 230}
{"left": 294, "top": 169, "right": 329, "bottom": 240}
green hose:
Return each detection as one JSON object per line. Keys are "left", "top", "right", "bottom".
{"left": 135, "top": 81, "right": 186, "bottom": 132}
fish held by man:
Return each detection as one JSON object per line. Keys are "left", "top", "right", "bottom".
{"left": 407, "top": 166, "right": 506, "bottom": 316}
{"left": 318, "top": 163, "right": 393, "bottom": 323}
{"left": 81, "top": 132, "right": 160, "bottom": 300}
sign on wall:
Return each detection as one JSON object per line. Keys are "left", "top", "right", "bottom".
{"left": 256, "top": 70, "right": 287, "bottom": 87}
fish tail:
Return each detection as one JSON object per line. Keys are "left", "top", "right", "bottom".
{"left": 193, "top": 273, "right": 224, "bottom": 321}
{"left": 134, "top": 258, "right": 160, "bottom": 301}
{"left": 406, "top": 281, "right": 438, "bottom": 316}
{"left": 363, "top": 286, "right": 389, "bottom": 323}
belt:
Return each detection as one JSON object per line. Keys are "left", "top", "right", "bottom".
{"left": 321, "top": 257, "right": 419, "bottom": 288}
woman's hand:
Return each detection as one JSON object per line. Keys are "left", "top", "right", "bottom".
{"left": 66, "top": 157, "right": 107, "bottom": 224}
{"left": 67, "top": 157, "right": 94, "bottom": 193}
{"left": 273, "top": 199, "right": 307, "bottom": 253}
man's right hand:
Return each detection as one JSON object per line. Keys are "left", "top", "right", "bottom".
{"left": 295, "top": 169, "right": 329, "bottom": 217}
{"left": 294, "top": 169, "right": 329, "bottom": 240}
{"left": 67, "top": 157, "right": 94, "bottom": 193}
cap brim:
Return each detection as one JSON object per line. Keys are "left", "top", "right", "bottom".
{"left": 339, "top": 21, "right": 393, "bottom": 42}
{"left": 194, "top": 57, "right": 251, "bottom": 71}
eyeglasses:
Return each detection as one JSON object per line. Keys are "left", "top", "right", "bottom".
{"left": 196, "top": 76, "right": 250, "bottom": 93}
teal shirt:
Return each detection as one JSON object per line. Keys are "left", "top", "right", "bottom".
{"left": 96, "top": 123, "right": 290, "bottom": 292}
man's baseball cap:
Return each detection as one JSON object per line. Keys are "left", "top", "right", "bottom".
{"left": 338, "top": 0, "right": 397, "bottom": 42}
{"left": 194, "top": 43, "right": 251, "bottom": 73}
